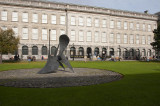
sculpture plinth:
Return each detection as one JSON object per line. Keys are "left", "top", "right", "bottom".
{"left": 38, "top": 34, "right": 74, "bottom": 74}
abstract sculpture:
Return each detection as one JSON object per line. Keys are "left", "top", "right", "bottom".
{"left": 38, "top": 34, "right": 74, "bottom": 74}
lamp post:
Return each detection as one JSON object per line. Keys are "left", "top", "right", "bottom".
{"left": 73, "top": 43, "right": 74, "bottom": 61}
{"left": 49, "top": 29, "right": 51, "bottom": 56}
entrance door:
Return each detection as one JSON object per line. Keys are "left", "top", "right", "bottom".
{"left": 87, "top": 47, "right": 92, "bottom": 58}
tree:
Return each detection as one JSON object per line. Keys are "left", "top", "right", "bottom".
{"left": 0, "top": 28, "right": 19, "bottom": 63}
{"left": 151, "top": 21, "right": 160, "bottom": 58}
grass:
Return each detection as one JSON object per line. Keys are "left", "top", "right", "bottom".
{"left": 0, "top": 61, "right": 160, "bottom": 106}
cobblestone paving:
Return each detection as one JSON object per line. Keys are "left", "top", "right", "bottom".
{"left": 0, "top": 68, "right": 123, "bottom": 88}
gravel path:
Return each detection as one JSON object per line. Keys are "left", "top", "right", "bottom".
{"left": 0, "top": 68, "right": 123, "bottom": 88}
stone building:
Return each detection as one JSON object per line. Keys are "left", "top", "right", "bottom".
{"left": 0, "top": 0, "right": 158, "bottom": 60}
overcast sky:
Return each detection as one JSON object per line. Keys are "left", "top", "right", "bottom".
{"left": 47, "top": 0, "right": 160, "bottom": 14}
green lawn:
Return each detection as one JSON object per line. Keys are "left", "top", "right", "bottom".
{"left": 0, "top": 61, "right": 160, "bottom": 106}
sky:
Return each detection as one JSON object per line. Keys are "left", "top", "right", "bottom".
{"left": 47, "top": 0, "right": 160, "bottom": 14}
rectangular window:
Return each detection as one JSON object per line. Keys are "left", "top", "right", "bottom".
{"left": 79, "top": 17, "right": 83, "bottom": 26}
{"left": 1, "top": 26, "right": 7, "bottom": 30}
{"left": 95, "top": 19, "right": 99, "bottom": 27}
{"left": 71, "top": 30, "right": 75, "bottom": 41}
{"left": 130, "top": 22, "right": 133, "bottom": 30}
{"left": 94, "top": 32, "right": 99, "bottom": 42}
{"left": 148, "top": 24, "right": 151, "bottom": 31}
{"left": 148, "top": 35, "right": 151, "bottom": 45}
{"left": 154, "top": 24, "right": 157, "bottom": 30}
{"left": 87, "top": 31, "right": 92, "bottom": 42}
{"left": 116, "top": 34, "right": 121, "bottom": 44}
{"left": 71, "top": 16, "right": 76, "bottom": 25}
{"left": 42, "top": 14, "right": 47, "bottom": 23}
{"left": 51, "top": 29, "right": 56, "bottom": 40}
{"left": 22, "top": 28, "right": 28, "bottom": 39}
{"left": 22, "top": 12, "right": 28, "bottom": 22}
{"left": 32, "top": 28, "right": 38, "bottom": 40}
{"left": 60, "top": 16, "right": 65, "bottom": 25}
{"left": 42, "top": 29, "right": 47, "bottom": 40}
{"left": 79, "top": 31, "right": 84, "bottom": 41}
{"left": 102, "top": 32, "right": 106, "bottom": 42}
{"left": 12, "top": 12, "right": 18, "bottom": 21}
{"left": 136, "top": 34, "right": 139, "bottom": 44}
{"left": 136, "top": 23, "right": 140, "bottom": 30}
{"left": 130, "top": 34, "right": 134, "bottom": 44}
{"left": 124, "top": 34, "right": 128, "bottom": 44}
{"left": 60, "top": 30, "right": 65, "bottom": 35}
{"left": 142, "top": 24, "right": 145, "bottom": 31}
{"left": 110, "top": 20, "right": 114, "bottom": 28}
{"left": 1, "top": 11, "right": 7, "bottom": 21}
{"left": 142, "top": 35, "right": 146, "bottom": 44}
{"left": 124, "top": 22, "right": 127, "bottom": 30}
{"left": 12, "top": 27, "right": 18, "bottom": 37}
{"left": 51, "top": 15, "right": 56, "bottom": 24}
{"left": 32, "top": 13, "right": 38, "bottom": 23}
{"left": 109, "top": 33, "right": 114, "bottom": 43}
{"left": 87, "top": 17, "right": 92, "bottom": 26}
{"left": 102, "top": 19, "right": 107, "bottom": 27}
{"left": 117, "top": 21, "right": 121, "bottom": 29}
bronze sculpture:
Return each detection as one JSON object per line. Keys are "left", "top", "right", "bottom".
{"left": 38, "top": 34, "right": 74, "bottom": 74}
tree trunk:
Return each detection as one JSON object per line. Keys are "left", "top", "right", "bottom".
{"left": 0, "top": 54, "right": 2, "bottom": 64}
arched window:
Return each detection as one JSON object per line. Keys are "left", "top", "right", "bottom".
{"left": 110, "top": 48, "right": 114, "bottom": 56}
{"left": 102, "top": 48, "right": 107, "bottom": 55}
{"left": 148, "top": 49, "right": 151, "bottom": 56}
{"left": 22, "top": 46, "right": 28, "bottom": 55}
{"left": 42, "top": 46, "right": 47, "bottom": 55}
{"left": 130, "top": 49, "right": 134, "bottom": 57}
{"left": 94, "top": 47, "right": 99, "bottom": 56}
{"left": 87, "top": 47, "right": 92, "bottom": 58}
{"left": 51, "top": 46, "right": 56, "bottom": 56}
{"left": 124, "top": 48, "right": 128, "bottom": 58}
{"left": 70, "top": 47, "right": 76, "bottom": 56}
{"left": 32, "top": 46, "right": 38, "bottom": 55}
{"left": 142, "top": 49, "right": 146, "bottom": 56}
{"left": 79, "top": 47, "right": 84, "bottom": 56}
{"left": 117, "top": 48, "right": 121, "bottom": 56}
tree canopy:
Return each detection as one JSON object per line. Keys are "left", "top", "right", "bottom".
{"left": 0, "top": 28, "right": 19, "bottom": 63}
{"left": 151, "top": 21, "right": 160, "bottom": 52}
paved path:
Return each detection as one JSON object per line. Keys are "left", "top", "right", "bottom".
{"left": 0, "top": 68, "right": 123, "bottom": 88}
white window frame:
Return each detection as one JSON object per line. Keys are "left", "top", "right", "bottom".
{"left": 1, "top": 11, "right": 7, "bottom": 21}
{"left": 42, "top": 14, "right": 47, "bottom": 24}
{"left": 136, "top": 23, "right": 140, "bottom": 30}
{"left": 142, "top": 35, "right": 146, "bottom": 44}
{"left": 110, "top": 20, "right": 114, "bottom": 28}
{"left": 87, "top": 17, "right": 92, "bottom": 27}
{"left": 142, "top": 24, "right": 145, "bottom": 31}
{"left": 87, "top": 31, "right": 92, "bottom": 42}
{"left": 12, "top": 27, "right": 18, "bottom": 37}
{"left": 22, "top": 12, "right": 28, "bottom": 22}
{"left": 102, "top": 19, "right": 107, "bottom": 28}
{"left": 148, "top": 24, "right": 151, "bottom": 32}
{"left": 32, "top": 28, "right": 38, "bottom": 40}
{"left": 71, "top": 30, "right": 76, "bottom": 41}
{"left": 124, "top": 22, "right": 128, "bottom": 30}
{"left": 42, "top": 29, "right": 47, "bottom": 40}
{"left": 116, "top": 33, "right": 121, "bottom": 44}
{"left": 130, "top": 22, "right": 133, "bottom": 30}
{"left": 130, "top": 34, "right": 134, "bottom": 44}
{"left": 79, "top": 17, "right": 84, "bottom": 26}
{"left": 117, "top": 21, "right": 121, "bottom": 29}
{"left": 51, "top": 29, "right": 56, "bottom": 40}
{"left": 95, "top": 19, "right": 99, "bottom": 27}
{"left": 102, "top": 32, "right": 107, "bottom": 43}
{"left": 124, "top": 34, "right": 128, "bottom": 44}
{"left": 60, "top": 30, "right": 65, "bottom": 35}
{"left": 71, "top": 16, "right": 76, "bottom": 25}
{"left": 148, "top": 35, "right": 151, "bottom": 45}
{"left": 79, "top": 30, "right": 84, "bottom": 41}
{"left": 136, "top": 34, "right": 140, "bottom": 44}
{"left": 60, "top": 16, "right": 65, "bottom": 25}
{"left": 32, "top": 13, "right": 38, "bottom": 23}
{"left": 109, "top": 33, "right": 114, "bottom": 43}
{"left": 51, "top": 15, "right": 56, "bottom": 24}
{"left": 94, "top": 32, "right": 99, "bottom": 42}
{"left": 12, "top": 12, "right": 18, "bottom": 22}
{"left": 22, "top": 27, "right": 28, "bottom": 39}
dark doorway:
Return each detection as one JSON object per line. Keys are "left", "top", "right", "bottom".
{"left": 87, "top": 47, "right": 92, "bottom": 58}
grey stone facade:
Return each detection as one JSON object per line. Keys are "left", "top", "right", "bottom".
{"left": 0, "top": 0, "right": 158, "bottom": 60}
